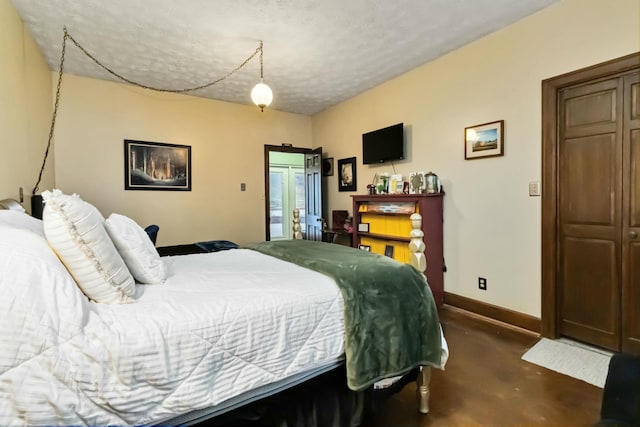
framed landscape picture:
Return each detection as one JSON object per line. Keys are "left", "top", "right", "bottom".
{"left": 124, "top": 139, "right": 191, "bottom": 190}
{"left": 464, "top": 120, "right": 504, "bottom": 160}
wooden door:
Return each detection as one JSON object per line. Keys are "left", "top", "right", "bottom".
{"left": 622, "top": 71, "right": 640, "bottom": 353}
{"left": 557, "top": 69, "right": 639, "bottom": 352}
{"left": 304, "top": 147, "right": 323, "bottom": 241}
{"left": 558, "top": 77, "right": 623, "bottom": 350}
{"left": 542, "top": 53, "right": 640, "bottom": 354}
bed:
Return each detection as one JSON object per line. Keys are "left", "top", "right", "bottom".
{"left": 0, "top": 191, "right": 447, "bottom": 426}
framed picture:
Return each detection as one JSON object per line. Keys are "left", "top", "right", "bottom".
{"left": 384, "top": 245, "right": 394, "bottom": 258}
{"left": 464, "top": 120, "right": 504, "bottom": 160}
{"left": 322, "top": 157, "right": 334, "bottom": 176}
{"left": 338, "top": 157, "right": 357, "bottom": 192}
{"left": 359, "top": 245, "right": 371, "bottom": 251}
{"left": 357, "top": 222, "right": 370, "bottom": 233}
{"left": 124, "top": 139, "right": 191, "bottom": 191}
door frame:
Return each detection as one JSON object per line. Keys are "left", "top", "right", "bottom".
{"left": 541, "top": 52, "right": 640, "bottom": 338}
{"left": 264, "top": 145, "right": 314, "bottom": 241}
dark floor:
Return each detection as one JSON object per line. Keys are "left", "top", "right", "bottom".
{"left": 369, "top": 305, "right": 603, "bottom": 426}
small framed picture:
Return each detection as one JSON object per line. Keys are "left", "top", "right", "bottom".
{"left": 358, "top": 223, "right": 370, "bottom": 233}
{"left": 359, "top": 245, "right": 371, "bottom": 251}
{"left": 384, "top": 245, "right": 394, "bottom": 258}
{"left": 338, "top": 157, "right": 357, "bottom": 192}
{"left": 464, "top": 120, "right": 504, "bottom": 160}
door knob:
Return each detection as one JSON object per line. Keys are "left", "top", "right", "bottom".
{"left": 630, "top": 230, "right": 638, "bottom": 239}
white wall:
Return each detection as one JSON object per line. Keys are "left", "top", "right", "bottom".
{"left": 53, "top": 75, "right": 312, "bottom": 246}
{"left": 0, "top": 0, "right": 53, "bottom": 210}
{"left": 312, "top": 0, "right": 640, "bottom": 317}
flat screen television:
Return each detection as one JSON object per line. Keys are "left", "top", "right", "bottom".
{"left": 362, "top": 123, "right": 404, "bottom": 164}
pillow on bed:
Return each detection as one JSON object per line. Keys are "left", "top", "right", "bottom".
{"left": 0, "top": 210, "right": 45, "bottom": 237}
{"left": 104, "top": 213, "right": 166, "bottom": 284}
{"left": 42, "top": 189, "right": 135, "bottom": 304}
{"left": 0, "top": 225, "right": 87, "bottom": 371}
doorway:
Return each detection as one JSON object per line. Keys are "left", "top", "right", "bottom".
{"left": 268, "top": 158, "right": 305, "bottom": 240}
{"left": 541, "top": 52, "right": 639, "bottom": 354}
{"left": 263, "top": 145, "right": 323, "bottom": 241}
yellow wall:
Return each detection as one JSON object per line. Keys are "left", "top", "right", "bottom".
{"left": 53, "top": 75, "right": 312, "bottom": 246}
{"left": 0, "top": 0, "right": 53, "bottom": 211}
{"left": 313, "top": 0, "right": 640, "bottom": 317}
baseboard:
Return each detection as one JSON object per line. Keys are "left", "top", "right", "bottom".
{"left": 444, "top": 292, "right": 541, "bottom": 334}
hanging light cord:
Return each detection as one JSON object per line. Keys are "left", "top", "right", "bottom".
{"left": 32, "top": 28, "right": 67, "bottom": 196}
{"left": 66, "top": 29, "right": 262, "bottom": 93}
{"left": 259, "top": 40, "right": 264, "bottom": 79}
{"left": 32, "top": 27, "right": 264, "bottom": 195}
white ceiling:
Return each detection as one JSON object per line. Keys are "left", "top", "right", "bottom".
{"left": 12, "top": 0, "right": 559, "bottom": 115}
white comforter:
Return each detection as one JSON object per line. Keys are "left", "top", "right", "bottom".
{"left": 0, "top": 228, "right": 345, "bottom": 426}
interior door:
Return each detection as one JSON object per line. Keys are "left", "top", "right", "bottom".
{"left": 541, "top": 53, "right": 639, "bottom": 354}
{"left": 622, "top": 71, "right": 640, "bottom": 353}
{"left": 558, "top": 78, "right": 622, "bottom": 350}
{"left": 557, "top": 70, "right": 639, "bottom": 352}
{"left": 558, "top": 77, "right": 623, "bottom": 350}
{"left": 304, "top": 147, "right": 323, "bottom": 241}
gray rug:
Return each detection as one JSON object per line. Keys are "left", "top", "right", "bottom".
{"left": 522, "top": 338, "right": 612, "bottom": 388}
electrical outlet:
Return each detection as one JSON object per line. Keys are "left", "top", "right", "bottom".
{"left": 19, "top": 187, "right": 24, "bottom": 203}
{"left": 240, "top": 183, "right": 246, "bottom": 191}
{"left": 478, "top": 277, "right": 487, "bottom": 290}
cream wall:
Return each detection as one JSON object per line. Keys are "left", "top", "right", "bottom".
{"left": 0, "top": 0, "right": 53, "bottom": 210}
{"left": 313, "top": 0, "right": 640, "bottom": 317}
{"left": 53, "top": 75, "right": 312, "bottom": 246}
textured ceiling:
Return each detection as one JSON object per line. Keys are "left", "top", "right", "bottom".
{"left": 12, "top": 0, "right": 558, "bottom": 115}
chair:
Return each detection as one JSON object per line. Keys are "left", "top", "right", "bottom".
{"left": 144, "top": 224, "right": 159, "bottom": 246}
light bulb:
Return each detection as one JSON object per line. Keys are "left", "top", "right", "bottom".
{"left": 251, "top": 81, "right": 273, "bottom": 112}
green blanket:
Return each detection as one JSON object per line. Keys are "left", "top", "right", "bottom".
{"left": 245, "top": 240, "right": 442, "bottom": 391}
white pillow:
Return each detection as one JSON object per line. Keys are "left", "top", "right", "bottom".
{"left": 0, "top": 210, "right": 45, "bottom": 237}
{"left": 104, "top": 213, "right": 166, "bottom": 284}
{"left": 0, "top": 225, "right": 86, "bottom": 371}
{"left": 42, "top": 190, "right": 135, "bottom": 304}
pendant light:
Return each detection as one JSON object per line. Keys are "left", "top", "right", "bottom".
{"left": 251, "top": 40, "right": 273, "bottom": 112}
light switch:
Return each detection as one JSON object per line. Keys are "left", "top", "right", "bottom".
{"left": 529, "top": 181, "right": 541, "bottom": 196}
